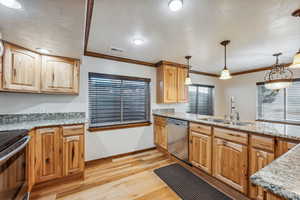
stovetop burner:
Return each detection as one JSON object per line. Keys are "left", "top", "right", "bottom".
{"left": 0, "top": 130, "right": 28, "bottom": 152}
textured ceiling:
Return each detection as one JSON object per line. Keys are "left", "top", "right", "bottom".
{"left": 0, "top": 0, "right": 85, "bottom": 58}
{"left": 88, "top": 0, "right": 300, "bottom": 73}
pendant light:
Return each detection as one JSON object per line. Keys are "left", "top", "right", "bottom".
{"left": 264, "top": 53, "right": 293, "bottom": 90}
{"left": 290, "top": 10, "right": 300, "bottom": 69}
{"left": 290, "top": 49, "right": 300, "bottom": 69}
{"left": 219, "top": 40, "right": 232, "bottom": 80}
{"left": 185, "top": 56, "right": 192, "bottom": 85}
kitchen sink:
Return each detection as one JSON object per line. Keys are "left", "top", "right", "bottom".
{"left": 199, "top": 118, "right": 253, "bottom": 126}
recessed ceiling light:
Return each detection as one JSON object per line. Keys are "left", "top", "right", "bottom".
{"left": 0, "top": 0, "right": 22, "bottom": 9}
{"left": 132, "top": 38, "right": 144, "bottom": 46}
{"left": 168, "top": 0, "right": 183, "bottom": 12}
{"left": 36, "top": 48, "right": 51, "bottom": 54}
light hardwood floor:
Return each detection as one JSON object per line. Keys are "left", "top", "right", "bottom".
{"left": 30, "top": 149, "right": 181, "bottom": 200}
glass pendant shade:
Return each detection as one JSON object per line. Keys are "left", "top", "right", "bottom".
{"left": 290, "top": 50, "right": 300, "bottom": 69}
{"left": 185, "top": 77, "right": 192, "bottom": 85}
{"left": 219, "top": 69, "right": 232, "bottom": 80}
{"left": 265, "top": 80, "right": 293, "bottom": 90}
{"left": 264, "top": 53, "right": 293, "bottom": 90}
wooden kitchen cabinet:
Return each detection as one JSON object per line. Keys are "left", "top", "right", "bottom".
{"left": 2, "top": 42, "right": 41, "bottom": 92}
{"left": 156, "top": 61, "right": 188, "bottom": 104}
{"left": 0, "top": 41, "right": 80, "bottom": 95}
{"left": 276, "top": 139, "right": 299, "bottom": 158}
{"left": 249, "top": 148, "right": 275, "bottom": 200}
{"left": 62, "top": 135, "right": 84, "bottom": 176}
{"left": 62, "top": 125, "right": 84, "bottom": 176}
{"left": 32, "top": 124, "right": 85, "bottom": 185}
{"left": 177, "top": 67, "right": 188, "bottom": 102}
{"left": 213, "top": 137, "right": 248, "bottom": 194}
{"left": 266, "top": 193, "right": 284, "bottom": 200}
{"left": 41, "top": 55, "right": 80, "bottom": 94}
{"left": 154, "top": 116, "right": 167, "bottom": 149}
{"left": 35, "top": 127, "right": 62, "bottom": 183}
{"left": 190, "top": 131, "right": 212, "bottom": 174}
{"left": 249, "top": 135, "right": 275, "bottom": 200}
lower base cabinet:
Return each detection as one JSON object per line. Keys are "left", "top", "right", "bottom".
{"left": 190, "top": 131, "right": 212, "bottom": 174}
{"left": 35, "top": 127, "right": 62, "bottom": 183}
{"left": 249, "top": 148, "right": 275, "bottom": 200}
{"left": 154, "top": 116, "right": 167, "bottom": 149}
{"left": 213, "top": 138, "right": 248, "bottom": 194}
{"left": 63, "top": 134, "right": 84, "bottom": 176}
{"left": 266, "top": 193, "right": 285, "bottom": 200}
{"left": 30, "top": 124, "right": 85, "bottom": 185}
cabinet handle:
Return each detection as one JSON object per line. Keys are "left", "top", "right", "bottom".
{"left": 13, "top": 68, "right": 17, "bottom": 77}
{"left": 52, "top": 73, "right": 55, "bottom": 83}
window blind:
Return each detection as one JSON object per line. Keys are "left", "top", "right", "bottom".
{"left": 88, "top": 73, "right": 150, "bottom": 127}
{"left": 286, "top": 81, "right": 300, "bottom": 122}
{"left": 188, "top": 84, "right": 214, "bottom": 115}
{"left": 257, "top": 79, "right": 300, "bottom": 123}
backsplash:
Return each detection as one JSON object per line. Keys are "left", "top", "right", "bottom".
{"left": 0, "top": 112, "right": 86, "bottom": 125}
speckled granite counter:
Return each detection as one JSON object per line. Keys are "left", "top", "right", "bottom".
{"left": 251, "top": 144, "right": 300, "bottom": 200}
{"left": 153, "top": 111, "right": 300, "bottom": 199}
{"left": 0, "top": 112, "right": 87, "bottom": 131}
{"left": 153, "top": 111, "right": 300, "bottom": 140}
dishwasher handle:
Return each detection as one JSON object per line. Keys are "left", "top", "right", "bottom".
{"left": 167, "top": 118, "right": 188, "bottom": 127}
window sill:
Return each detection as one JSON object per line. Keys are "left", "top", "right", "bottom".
{"left": 88, "top": 122, "right": 152, "bottom": 132}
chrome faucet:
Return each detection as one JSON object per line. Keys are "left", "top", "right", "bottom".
{"left": 229, "top": 97, "right": 240, "bottom": 122}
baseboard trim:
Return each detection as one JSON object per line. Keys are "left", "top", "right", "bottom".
{"left": 85, "top": 147, "right": 156, "bottom": 167}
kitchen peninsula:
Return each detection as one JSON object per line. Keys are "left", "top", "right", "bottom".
{"left": 153, "top": 111, "right": 300, "bottom": 200}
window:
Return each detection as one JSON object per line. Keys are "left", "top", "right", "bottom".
{"left": 257, "top": 79, "right": 300, "bottom": 123}
{"left": 88, "top": 73, "right": 151, "bottom": 128}
{"left": 188, "top": 84, "right": 214, "bottom": 115}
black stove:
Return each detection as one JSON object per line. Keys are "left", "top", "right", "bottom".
{"left": 0, "top": 130, "right": 28, "bottom": 153}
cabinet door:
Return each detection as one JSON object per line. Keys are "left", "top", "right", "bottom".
{"left": 2, "top": 43, "right": 40, "bottom": 92}
{"left": 35, "top": 128, "right": 61, "bottom": 183}
{"left": 177, "top": 67, "right": 188, "bottom": 103}
{"left": 190, "top": 131, "right": 212, "bottom": 174}
{"left": 213, "top": 138, "right": 248, "bottom": 194}
{"left": 266, "top": 193, "right": 284, "bottom": 200}
{"left": 249, "top": 148, "right": 275, "bottom": 200}
{"left": 41, "top": 55, "right": 79, "bottom": 94}
{"left": 154, "top": 123, "right": 167, "bottom": 149}
{"left": 63, "top": 135, "right": 84, "bottom": 176}
{"left": 276, "top": 140, "right": 298, "bottom": 158}
{"left": 163, "top": 65, "right": 177, "bottom": 103}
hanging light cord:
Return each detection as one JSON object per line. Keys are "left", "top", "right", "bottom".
{"left": 224, "top": 44, "right": 227, "bottom": 70}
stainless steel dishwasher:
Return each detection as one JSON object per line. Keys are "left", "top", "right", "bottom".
{"left": 167, "top": 118, "right": 189, "bottom": 163}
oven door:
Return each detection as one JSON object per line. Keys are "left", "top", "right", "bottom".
{"left": 0, "top": 136, "right": 30, "bottom": 200}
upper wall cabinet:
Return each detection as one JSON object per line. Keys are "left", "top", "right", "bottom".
{"left": 2, "top": 43, "right": 41, "bottom": 92}
{"left": 41, "top": 56, "right": 79, "bottom": 94}
{"left": 0, "top": 42, "right": 80, "bottom": 95}
{"left": 156, "top": 61, "right": 188, "bottom": 104}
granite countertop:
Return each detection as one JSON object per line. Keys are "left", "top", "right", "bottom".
{"left": 153, "top": 111, "right": 300, "bottom": 140}
{"left": 251, "top": 144, "right": 300, "bottom": 200}
{"left": 0, "top": 112, "right": 87, "bottom": 132}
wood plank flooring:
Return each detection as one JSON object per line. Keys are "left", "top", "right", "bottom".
{"left": 30, "top": 149, "right": 181, "bottom": 200}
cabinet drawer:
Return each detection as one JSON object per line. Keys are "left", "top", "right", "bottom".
{"left": 62, "top": 125, "right": 84, "bottom": 136}
{"left": 190, "top": 123, "right": 212, "bottom": 135}
{"left": 214, "top": 128, "right": 248, "bottom": 144}
{"left": 251, "top": 135, "right": 275, "bottom": 152}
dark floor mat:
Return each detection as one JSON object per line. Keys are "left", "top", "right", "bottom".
{"left": 154, "top": 164, "right": 232, "bottom": 200}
